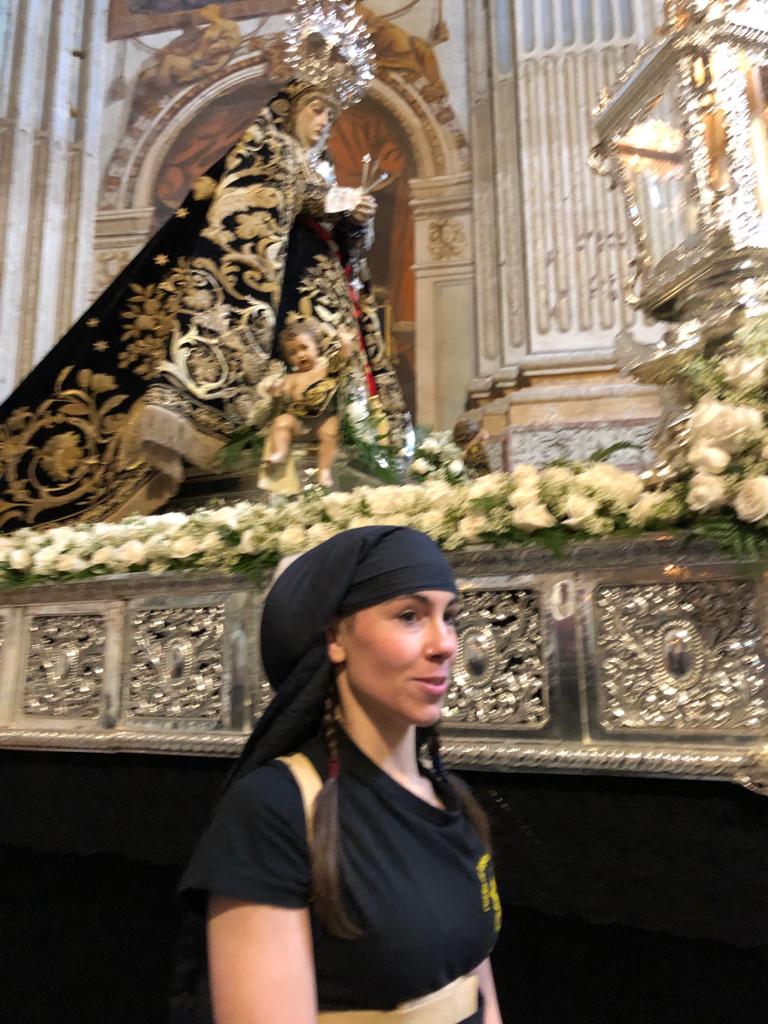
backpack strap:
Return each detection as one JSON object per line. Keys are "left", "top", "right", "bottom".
{"left": 277, "top": 752, "right": 324, "bottom": 845}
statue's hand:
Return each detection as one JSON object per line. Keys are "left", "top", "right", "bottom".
{"left": 351, "top": 193, "right": 377, "bottom": 224}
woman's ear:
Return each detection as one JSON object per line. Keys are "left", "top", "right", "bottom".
{"left": 325, "top": 620, "right": 346, "bottom": 665}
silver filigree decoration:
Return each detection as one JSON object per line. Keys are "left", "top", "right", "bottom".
{"left": 595, "top": 581, "right": 768, "bottom": 732}
{"left": 126, "top": 606, "right": 227, "bottom": 724}
{"left": 23, "top": 614, "right": 105, "bottom": 718}
{"left": 284, "top": 0, "right": 375, "bottom": 108}
{"left": 445, "top": 589, "right": 548, "bottom": 727}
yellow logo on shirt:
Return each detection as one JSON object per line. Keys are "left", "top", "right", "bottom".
{"left": 476, "top": 853, "right": 502, "bottom": 932}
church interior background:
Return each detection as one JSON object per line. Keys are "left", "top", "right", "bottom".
{"left": 3, "top": 2, "right": 768, "bottom": 1022}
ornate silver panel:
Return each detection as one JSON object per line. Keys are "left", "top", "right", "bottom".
{"left": 446, "top": 587, "right": 548, "bottom": 728}
{"left": 22, "top": 614, "right": 105, "bottom": 719}
{"left": 593, "top": 580, "right": 768, "bottom": 734}
{"left": 125, "top": 604, "right": 228, "bottom": 726}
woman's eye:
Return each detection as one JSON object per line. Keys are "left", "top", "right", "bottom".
{"left": 398, "top": 609, "right": 419, "bottom": 623}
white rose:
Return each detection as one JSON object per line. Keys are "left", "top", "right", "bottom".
{"left": 411, "top": 458, "right": 431, "bottom": 476}
{"left": 58, "top": 553, "right": 88, "bottom": 573}
{"left": 507, "top": 484, "right": 540, "bottom": 508}
{"left": 89, "top": 545, "right": 118, "bottom": 567}
{"left": 306, "top": 522, "right": 337, "bottom": 546}
{"left": 627, "top": 491, "right": 669, "bottom": 528}
{"left": 734, "top": 476, "right": 768, "bottom": 523}
{"left": 467, "top": 473, "right": 504, "bottom": 500}
{"left": 207, "top": 507, "right": 240, "bottom": 531}
{"left": 713, "top": 405, "right": 763, "bottom": 454}
{"left": 31, "top": 546, "right": 60, "bottom": 572}
{"left": 114, "top": 540, "right": 148, "bottom": 566}
{"left": 721, "top": 354, "right": 766, "bottom": 390}
{"left": 47, "top": 526, "right": 77, "bottom": 547}
{"left": 562, "top": 493, "right": 599, "bottom": 527}
{"left": 686, "top": 472, "right": 727, "bottom": 513}
{"left": 238, "top": 528, "right": 260, "bottom": 554}
{"left": 171, "top": 535, "right": 202, "bottom": 559}
{"left": 278, "top": 524, "right": 307, "bottom": 553}
{"left": 540, "top": 465, "right": 574, "bottom": 488}
{"left": 687, "top": 443, "right": 731, "bottom": 474}
{"left": 366, "top": 488, "right": 401, "bottom": 516}
{"left": 510, "top": 464, "right": 539, "bottom": 487}
{"left": 153, "top": 511, "right": 189, "bottom": 528}
{"left": 322, "top": 491, "right": 352, "bottom": 521}
{"left": 457, "top": 514, "right": 487, "bottom": 542}
{"left": 416, "top": 509, "right": 446, "bottom": 535}
{"left": 346, "top": 400, "right": 368, "bottom": 425}
{"left": 419, "top": 436, "right": 440, "bottom": 454}
{"left": 9, "top": 548, "right": 32, "bottom": 571}
{"left": 511, "top": 503, "right": 556, "bottom": 533}
{"left": 690, "top": 396, "right": 724, "bottom": 437}
{"left": 446, "top": 458, "right": 465, "bottom": 478}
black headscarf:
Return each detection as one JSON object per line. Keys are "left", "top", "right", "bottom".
{"left": 170, "top": 526, "right": 456, "bottom": 1023}
{"left": 230, "top": 525, "right": 457, "bottom": 783}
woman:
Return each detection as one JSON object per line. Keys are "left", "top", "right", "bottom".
{"left": 0, "top": 81, "right": 405, "bottom": 532}
{"left": 174, "top": 526, "right": 503, "bottom": 1023}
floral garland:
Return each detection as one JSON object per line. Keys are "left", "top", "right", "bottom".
{"left": 3, "top": 313, "right": 768, "bottom": 588}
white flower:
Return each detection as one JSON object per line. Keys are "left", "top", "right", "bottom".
{"left": 686, "top": 472, "right": 727, "bottom": 513}
{"left": 691, "top": 397, "right": 763, "bottom": 454}
{"left": 507, "top": 484, "right": 540, "bottom": 509}
{"left": 690, "top": 396, "right": 724, "bottom": 437}
{"left": 238, "top": 529, "right": 260, "bottom": 555}
{"left": 207, "top": 507, "right": 240, "bottom": 531}
{"left": 171, "top": 535, "right": 202, "bottom": 559}
{"left": 721, "top": 354, "right": 766, "bottom": 390}
{"left": 467, "top": 473, "right": 504, "bottom": 500}
{"left": 734, "top": 476, "right": 768, "bottom": 523}
{"left": 411, "top": 458, "right": 431, "bottom": 476}
{"left": 366, "top": 488, "right": 402, "bottom": 516}
{"left": 510, "top": 464, "right": 539, "bottom": 488}
{"left": 627, "top": 491, "right": 671, "bottom": 528}
{"left": 31, "top": 546, "right": 61, "bottom": 572}
{"left": 58, "top": 553, "right": 88, "bottom": 573}
{"left": 153, "top": 511, "right": 189, "bottom": 527}
{"left": 562, "top": 493, "right": 599, "bottom": 528}
{"left": 114, "top": 540, "right": 148, "bottom": 566}
{"left": 415, "top": 509, "right": 446, "bottom": 535}
{"left": 47, "top": 526, "right": 78, "bottom": 547}
{"left": 306, "top": 522, "right": 337, "bottom": 546}
{"left": 346, "top": 400, "right": 368, "bottom": 425}
{"left": 511, "top": 503, "right": 556, "bottom": 533}
{"left": 89, "top": 546, "right": 119, "bottom": 567}
{"left": 446, "top": 458, "right": 465, "bottom": 478}
{"left": 419, "top": 436, "right": 441, "bottom": 454}
{"left": 457, "top": 514, "right": 487, "bottom": 542}
{"left": 9, "top": 548, "right": 32, "bottom": 571}
{"left": 278, "top": 524, "right": 307, "bottom": 553}
{"left": 322, "top": 491, "right": 352, "bottom": 521}
{"left": 687, "top": 443, "right": 731, "bottom": 474}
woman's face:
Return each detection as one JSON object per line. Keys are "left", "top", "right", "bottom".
{"left": 328, "top": 590, "right": 459, "bottom": 731}
{"left": 293, "top": 97, "right": 334, "bottom": 150}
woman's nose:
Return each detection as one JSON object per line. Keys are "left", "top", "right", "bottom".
{"left": 426, "top": 617, "right": 457, "bottom": 660}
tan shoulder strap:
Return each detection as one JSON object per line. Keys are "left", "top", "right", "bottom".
{"left": 277, "top": 752, "right": 324, "bottom": 845}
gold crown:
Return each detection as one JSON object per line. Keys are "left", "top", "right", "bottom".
{"left": 284, "top": 0, "right": 375, "bottom": 108}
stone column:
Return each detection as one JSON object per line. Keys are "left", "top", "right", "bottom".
{"left": 411, "top": 172, "right": 475, "bottom": 430}
{"left": 0, "top": 0, "right": 107, "bottom": 403}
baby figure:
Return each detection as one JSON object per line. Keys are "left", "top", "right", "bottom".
{"left": 263, "top": 317, "right": 355, "bottom": 489}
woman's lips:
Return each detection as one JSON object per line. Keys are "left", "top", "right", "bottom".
{"left": 414, "top": 677, "right": 449, "bottom": 697}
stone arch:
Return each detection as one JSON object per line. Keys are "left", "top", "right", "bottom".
{"left": 101, "top": 57, "right": 466, "bottom": 212}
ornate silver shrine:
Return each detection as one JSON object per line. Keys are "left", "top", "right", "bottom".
{"left": 1, "top": 536, "right": 767, "bottom": 795}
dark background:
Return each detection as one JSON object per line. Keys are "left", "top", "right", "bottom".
{"left": 2, "top": 750, "right": 766, "bottom": 1023}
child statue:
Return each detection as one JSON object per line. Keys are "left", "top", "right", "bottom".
{"left": 259, "top": 317, "right": 355, "bottom": 491}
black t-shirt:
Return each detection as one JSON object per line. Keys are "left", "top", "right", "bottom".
{"left": 181, "top": 732, "right": 500, "bottom": 1020}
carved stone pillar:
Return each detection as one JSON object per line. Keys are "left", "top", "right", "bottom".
{"left": 411, "top": 173, "right": 475, "bottom": 429}
{"left": 0, "top": 0, "right": 107, "bottom": 404}
{"left": 92, "top": 208, "right": 155, "bottom": 300}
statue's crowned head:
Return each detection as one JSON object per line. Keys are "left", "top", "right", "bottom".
{"left": 283, "top": 0, "right": 375, "bottom": 109}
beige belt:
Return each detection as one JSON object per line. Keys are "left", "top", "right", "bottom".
{"left": 318, "top": 973, "right": 479, "bottom": 1024}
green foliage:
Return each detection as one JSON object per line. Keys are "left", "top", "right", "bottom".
{"left": 218, "top": 427, "right": 264, "bottom": 469}
{"left": 587, "top": 440, "right": 643, "bottom": 463}
{"left": 689, "top": 513, "right": 768, "bottom": 561}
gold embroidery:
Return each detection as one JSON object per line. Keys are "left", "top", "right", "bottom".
{"left": 476, "top": 853, "right": 502, "bottom": 933}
